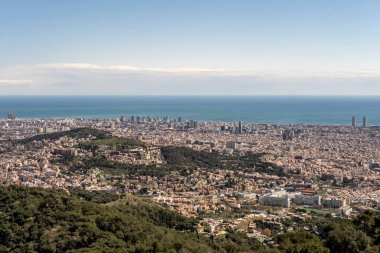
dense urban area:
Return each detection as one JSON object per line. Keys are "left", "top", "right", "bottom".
{"left": 0, "top": 113, "right": 379, "bottom": 253}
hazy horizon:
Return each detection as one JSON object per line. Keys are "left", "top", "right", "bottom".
{"left": 2, "top": 94, "right": 380, "bottom": 97}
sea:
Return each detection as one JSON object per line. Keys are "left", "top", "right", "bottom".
{"left": 0, "top": 96, "right": 380, "bottom": 126}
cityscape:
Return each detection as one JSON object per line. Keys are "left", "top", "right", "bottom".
{"left": 1, "top": 0, "right": 380, "bottom": 252}
{"left": 0, "top": 111, "right": 379, "bottom": 251}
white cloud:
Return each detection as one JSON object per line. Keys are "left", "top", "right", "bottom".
{"left": 0, "top": 79, "right": 34, "bottom": 86}
{"left": 36, "top": 63, "right": 101, "bottom": 71}
{"left": 31, "top": 63, "right": 380, "bottom": 79}
{"left": 0, "top": 63, "right": 380, "bottom": 95}
{"left": 35, "top": 63, "right": 230, "bottom": 75}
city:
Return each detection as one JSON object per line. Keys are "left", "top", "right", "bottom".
{"left": 1, "top": 0, "right": 380, "bottom": 252}
{"left": 1, "top": 112, "right": 379, "bottom": 248}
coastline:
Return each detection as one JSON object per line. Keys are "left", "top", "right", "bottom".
{"left": 0, "top": 95, "right": 379, "bottom": 125}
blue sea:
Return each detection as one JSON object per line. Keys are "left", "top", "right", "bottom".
{"left": 0, "top": 96, "right": 379, "bottom": 126}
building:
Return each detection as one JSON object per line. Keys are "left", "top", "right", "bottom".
{"left": 259, "top": 190, "right": 291, "bottom": 208}
{"left": 282, "top": 129, "right": 295, "bottom": 141}
{"left": 322, "top": 198, "right": 347, "bottom": 208}
{"left": 352, "top": 116, "right": 356, "bottom": 127}
{"left": 294, "top": 194, "right": 321, "bottom": 206}
{"left": 52, "top": 148, "right": 78, "bottom": 158}
{"left": 339, "top": 206, "right": 352, "bottom": 217}
{"left": 226, "top": 141, "right": 237, "bottom": 149}
{"left": 189, "top": 120, "right": 199, "bottom": 128}
{"left": 238, "top": 121, "right": 243, "bottom": 134}
{"left": 231, "top": 125, "right": 236, "bottom": 133}
{"left": 7, "top": 112, "right": 16, "bottom": 120}
{"left": 363, "top": 116, "right": 367, "bottom": 127}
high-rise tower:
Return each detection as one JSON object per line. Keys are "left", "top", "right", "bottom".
{"left": 7, "top": 112, "right": 16, "bottom": 120}
{"left": 238, "top": 121, "right": 243, "bottom": 134}
{"left": 363, "top": 116, "right": 367, "bottom": 128}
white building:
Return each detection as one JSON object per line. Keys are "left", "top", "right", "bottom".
{"left": 259, "top": 189, "right": 291, "bottom": 208}
{"left": 294, "top": 194, "right": 321, "bottom": 206}
{"left": 322, "top": 198, "right": 347, "bottom": 208}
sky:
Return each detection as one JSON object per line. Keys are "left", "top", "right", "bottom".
{"left": 0, "top": 0, "right": 380, "bottom": 95}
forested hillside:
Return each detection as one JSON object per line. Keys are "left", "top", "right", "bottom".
{"left": 0, "top": 186, "right": 265, "bottom": 253}
{"left": 0, "top": 186, "right": 379, "bottom": 253}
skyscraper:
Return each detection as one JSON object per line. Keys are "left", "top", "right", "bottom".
{"left": 238, "top": 121, "right": 243, "bottom": 134}
{"left": 7, "top": 112, "right": 16, "bottom": 120}
{"left": 352, "top": 116, "right": 356, "bottom": 128}
{"left": 363, "top": 116, "right": 367, "bottom": 128}
{"left": 282, "top": 129, "right": 295, "bottom": 141}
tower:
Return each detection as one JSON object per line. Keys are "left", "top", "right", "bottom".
{"left": 363, "top": 116, "right": 367, "bottom": 128}
{"left": 238, "top": 121, "right": 243, "bottom": 134}
{"left": 352, "top": 116, "right": 356, "bottom": 128}
{"left": 7, "top": 112, "right": 16, "bottom": 120}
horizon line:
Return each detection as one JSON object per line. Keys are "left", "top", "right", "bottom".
{"left": 1, "top": 94, "right": 380, "bottom": 97}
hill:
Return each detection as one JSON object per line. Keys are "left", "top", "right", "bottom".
{"left": 0, "top": 186, "right": 266, "bottom": 253}
{"left": 17, "top": 128, "right": 109, "bottom": 144}
{"left": 161, "top": 146, "right": 284, "bottom": 176}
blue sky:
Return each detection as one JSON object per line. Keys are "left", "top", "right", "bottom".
{"left": 1, "top": 0, "right": 380, "bottom": 95}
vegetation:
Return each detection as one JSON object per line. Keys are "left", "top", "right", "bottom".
{"left": 212, "top": 229, "right": 264, "bottom": 252}
{"left": 78, "top": 137, "right": 144, "bottom": 153}
{"left": 19, "top": 129, "right": 284, "bottom": 178}
{"left": 276, "top": 231, "right": 330, "bottom": 253}
{"left": 69, "top": 145, "right": 283, "bottom": 178}
{"left": 69, "top": 188, "right": 123, "bottom": 204}
{"left": 69, "top": 156, "right": 174, "bottom": 178}
{"left": 161, "top": 146, "right": 284, "bottom": 176}
{"left": 0, "top": 186, "right": 379, "bottom": 253}
{"left": 0, "top": 185, "right": 278, "bottom": 253}
{"left": 12, "top": 129, "right": 380, "bottom": 252}
{"left": 0, "top": 186, "right": 238, "bottom": 253}
{"left": 161, "top": 146, "right": 222, "bottom": 168}
{"left": 274, "top": 210, "right": 380, "bottom": 253}
{"left": 17, "top": 128, "right": 109, "bottom": 144}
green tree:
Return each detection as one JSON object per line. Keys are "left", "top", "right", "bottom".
{"left": 325, "top": 225, "right": 370, "bottom": 253}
